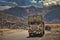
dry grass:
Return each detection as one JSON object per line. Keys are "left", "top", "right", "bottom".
{"left": 0, "top": 24, "right": 60, "bottom": 36}
{"left": 0, "top": 29, "right": 24, "bottom": 36}
{"left": 45, "top": 24, "right": 60, "bottom": 28}
{"left": 41, "top": 24, "right": 60, "bottom": 40}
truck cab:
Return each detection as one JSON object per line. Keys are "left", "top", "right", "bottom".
{"left": 28, "top": 15, "right": 45, "bottom": 37}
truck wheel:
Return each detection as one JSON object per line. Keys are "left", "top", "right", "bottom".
{"left": 39, "top": 31, "right": 44, "bottom": 37}
{"left": 43, "top": 31, "right": 45, "bottom": 35}
{"left": 29, "top": 33, "right": 33, "bottom": 37}
{"left": 39, "top": 33, "right": 44, "bottom": 37}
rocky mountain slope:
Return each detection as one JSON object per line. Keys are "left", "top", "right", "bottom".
{"left": 0, "top": 12, "right": 26, "bottom": 29}
{"left": 0, "top": 5, "right": 60, "bottom": 24}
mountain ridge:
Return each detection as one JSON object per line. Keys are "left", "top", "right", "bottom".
{"left": 0, "top": 5, "right": 60, "bottom": 24}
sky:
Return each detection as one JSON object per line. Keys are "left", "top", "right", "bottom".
{"left": 0, "top": 0, "right": 44, "bottom": 10}
{"left": 0, "top": 0, "right": 60, "bottom": 10}
{"left": 44, "top": 0, "right": 60, "bottom": 6}
{"left": 0, "top": 0, "right": 44, "bottom": 6}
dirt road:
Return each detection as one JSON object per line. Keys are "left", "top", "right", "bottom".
{"left": 0, "top": 29, "right": 60, "bottom": 40}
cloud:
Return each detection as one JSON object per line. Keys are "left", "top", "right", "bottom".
{"left": 0, "top": 6, "right": 12, "bottom": 10}
{"left": 31, "top": 0, "right": 43, "bottom": 3}
{"left": 0, "top": 0, "right": 60, "bottom": 6}
{"left": 0, "top": 0, "right": 18, "bottom": 6}
{"left": 1, "top": 1, "right": 6, "bottom": 2}
{"left": 9, "top": 2, "right": 18, "bottom": 5}
{"left": 44, "top": 0, "right": 60, "bottom": 6}
{"left": 31, "top": 0, "right": 37, "bottom": 3}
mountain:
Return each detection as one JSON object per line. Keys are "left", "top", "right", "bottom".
{"left": 44, "top": 5, "right": 60, "bottom": 23}
{"left": 1, "top": 6, "right": 45, "bottom": 17}
{"left": 3, "top": 7, "right": 29, "bottom": 17}
{"left": 0, "top": 12, "right": 26, "bottom": 29}
{"left": 0, "top": 5, "right": 60, "bottom": 24}
{"left": 0, "top": 12, "right": 22, "bottom": 22}
{"left": 50, "top": 19, "right": 60, "bottom": 24}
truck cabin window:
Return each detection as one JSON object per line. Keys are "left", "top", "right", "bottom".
{"left": 29, "top": 22, "right": 40, "bottom": 25}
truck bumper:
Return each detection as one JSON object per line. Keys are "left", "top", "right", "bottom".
{"left": 29, "top": 31, "right": 43, "bottom": 34}
{"left": 29, "top": 32, "right": 44, "bottom": 37}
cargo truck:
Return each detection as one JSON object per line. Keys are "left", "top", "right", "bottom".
{"left": 28, "top": 15, "right": 45, "bottom": 37}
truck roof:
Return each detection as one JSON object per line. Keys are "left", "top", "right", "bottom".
{"left": 28, "top": 15, "right": 43, "bottom": 17}
{"left": 28, "top": 15, "right": 44, "bottom": 23}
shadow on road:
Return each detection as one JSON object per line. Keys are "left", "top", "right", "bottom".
{"left": 27, "top": 35, "right": 43, "bottom": 38}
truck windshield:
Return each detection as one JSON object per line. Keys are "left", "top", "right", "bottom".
{"left": 30, "top": 22, "right": 40, "bottom": 25}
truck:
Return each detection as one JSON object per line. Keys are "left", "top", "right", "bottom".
{"left": 28, "top": 15, "right": 45, "bottom": 37}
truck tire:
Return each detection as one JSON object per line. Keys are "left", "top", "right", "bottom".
{"left": 29, "top": 33, "right": 33, "bottom": 37}
{"left": 43, "top": 30, "right": 45, "bottom": 35}
{"left": 39, "top": 31, "right": 44, "bottom": 37}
